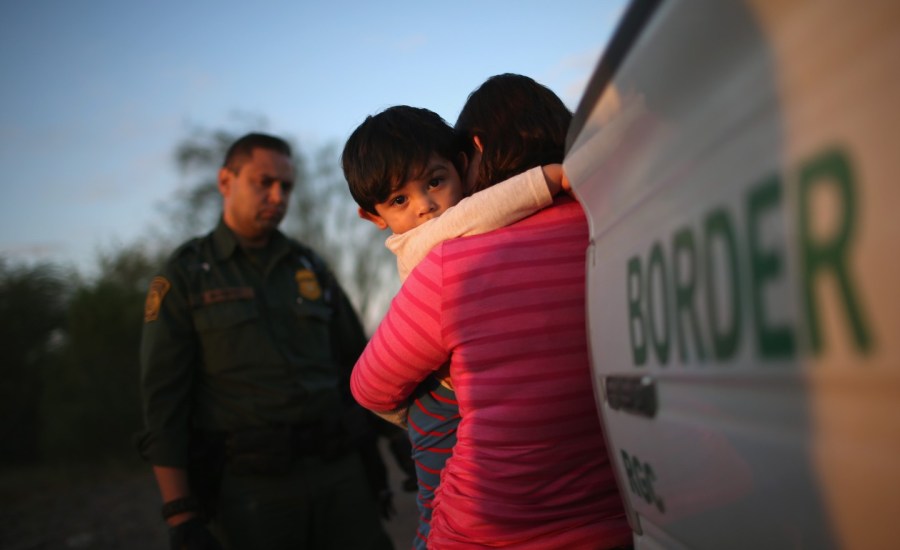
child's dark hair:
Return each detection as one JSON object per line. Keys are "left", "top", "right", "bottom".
{"left": 342, "top": 106, "right": 462, "bottom": 214}
{"left": 455, "top": 73, "right": 572, "bottom": 194}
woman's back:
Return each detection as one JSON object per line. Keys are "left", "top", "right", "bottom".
{"left": 426, "top": 198, "right": 630, "bottom": 548}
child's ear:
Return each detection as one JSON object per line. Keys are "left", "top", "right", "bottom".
{"left": 358, "top": 207, "right": 389, "bottom": 230}
{"left": 457, "top": 152, "right": 469, "bottom": 176}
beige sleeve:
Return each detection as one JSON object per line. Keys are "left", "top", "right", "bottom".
{"left": 386, "top": 166, "right": 552, "bottom": 281}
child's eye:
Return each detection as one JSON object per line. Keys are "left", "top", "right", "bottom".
{"left": 390, "top": 195, "right": 407, "bottom": 206}
{"left": 428, "top": 178, "right": 443, "bottom": 189}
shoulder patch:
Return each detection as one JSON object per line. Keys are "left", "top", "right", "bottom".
{"left": 295, "top": 269, "right": 322, "bottom": 301}
{"left": 144, "top": 276, "right": 171, "bottom": 322}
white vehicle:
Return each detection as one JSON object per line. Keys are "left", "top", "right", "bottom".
{"left": 565, "top": 1, "right": 900, "bottom": 548}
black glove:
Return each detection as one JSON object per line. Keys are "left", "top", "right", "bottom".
{"left": 402, "top": 475, "right": 418, "bottom": 493}
{"left": 169, "top": 517, "right": 223, "bottom": 550}
{"left": 377, "top": 488, "right": 396, "bottom": 521}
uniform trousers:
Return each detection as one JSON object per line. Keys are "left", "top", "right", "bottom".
{"left": 210, "top": 452, "right": 392, "bottom": 550}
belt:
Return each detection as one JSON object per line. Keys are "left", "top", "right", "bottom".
{"left": 223, "top": 420, "right": 351, "bottom": 476}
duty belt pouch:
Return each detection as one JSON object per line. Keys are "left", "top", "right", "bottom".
{"left": 226, "top": 426, "right": 292, "bottom": 476}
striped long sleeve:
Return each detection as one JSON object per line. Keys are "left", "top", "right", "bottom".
{"left": 352, "top": 198, "right": 631, "bottom": 549}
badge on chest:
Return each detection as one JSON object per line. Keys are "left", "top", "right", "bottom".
{"left": 295, "top": 268, "right": 322, "bottom": 301}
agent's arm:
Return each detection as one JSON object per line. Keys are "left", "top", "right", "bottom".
{"left": 138, "top": 265, "right": 220, "bottom": 548}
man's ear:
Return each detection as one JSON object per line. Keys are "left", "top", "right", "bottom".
{"left": 217, "top": 167, "right": 232, "bottom": 197}
{"left": 358, "top": 207, "right": 389, "bottom": 230}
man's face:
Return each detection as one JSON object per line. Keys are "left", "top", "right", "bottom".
{"left": 219, "top": 147, "right": 294, "bottom": 243}
{"left": 363, "top": 154, "right": 464, "bottom": 234}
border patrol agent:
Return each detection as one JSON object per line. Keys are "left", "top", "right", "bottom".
{"left": 136, "top": 133, "right": 394, "bottom": 550}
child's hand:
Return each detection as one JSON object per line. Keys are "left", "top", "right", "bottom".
{"left": 542, "top": 164, "right": 562, "bottom": 195}
{"left": 542, "top": 164, "right": 572, "bottom": 196}
{"left": 436, "top": 363, "right": 453, "bottom": 390}
{"left": 375, "top": 406, "right": 409, "bottom": 429}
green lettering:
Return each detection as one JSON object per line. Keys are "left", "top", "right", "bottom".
{"left": 747, "top": 176, "right": 795, "bottom": 359}
{"left": 673, "top": 227, "right": 707, "bottom": 363}
{"left": 627, "top": 256, "right": 647, "bottom": 365}
{"left": 646, "top": 461, "right": 666, "bottom": 514}
{"left": 705, "top": 209, "right": 742, "bottom": 360}
{"left": 798, "top": 149, "right": 872, "bottom": 353}
{"left": 620, "top": 450, "right": 640, "bottom": 495}
{"left": 647, "top": 242, "right": 671, "bottom": 364}
{"left": 640, "top": 461, "right": 657, "bottom": 505}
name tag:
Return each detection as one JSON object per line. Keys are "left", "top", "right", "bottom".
{"left": 193, "top": 287, "right": 255, "bottom": 306}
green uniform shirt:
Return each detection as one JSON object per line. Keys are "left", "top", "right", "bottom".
{"left": 137, "top": 219, "right": 368, "bottom": 467}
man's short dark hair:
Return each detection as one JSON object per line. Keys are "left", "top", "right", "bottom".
{"left": 342, "top": 106, "right": 462, "bottom": 214}
{"left": 222, "top": 132, "right": 293, "bottom": 173}
{"left": 455, "top": 73, "right": 572, "bottom": 194}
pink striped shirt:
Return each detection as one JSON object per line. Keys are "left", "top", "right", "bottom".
{"left": 352, "top": 198, "right": 630, "bottom": 549}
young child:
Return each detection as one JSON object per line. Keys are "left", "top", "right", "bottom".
{"left": 341, "top": 105, "right": 567, "bottom": 549}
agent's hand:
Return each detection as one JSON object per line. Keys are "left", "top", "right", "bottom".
{"left": 169, "top": 517, "right": 223, "bottom": 550}
{"left": 377, "top": 488, "right": 396, "bottom": 520}
{"left": 402, "top": 475, "right": 418, "bottom": 493}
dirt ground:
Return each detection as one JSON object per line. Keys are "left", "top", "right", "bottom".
{"left": 0, "top": 450, "right": 419, "bottom": 550}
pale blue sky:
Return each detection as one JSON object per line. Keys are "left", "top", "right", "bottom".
{"left": 0, "top": 0, "right": 625, "bottom": 274}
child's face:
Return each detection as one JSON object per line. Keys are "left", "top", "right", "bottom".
{"left": 361, "top": 154, "right": 464, "bottom": 234}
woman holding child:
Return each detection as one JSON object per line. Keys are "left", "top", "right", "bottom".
{"left": 351, "top": 74, "right": 631, "bottom": 549}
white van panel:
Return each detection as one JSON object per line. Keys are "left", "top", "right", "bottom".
{"left": 566, "top": 0, "right": 900, "bottom": 548}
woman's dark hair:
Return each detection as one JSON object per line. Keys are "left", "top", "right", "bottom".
{"left": 455, "top": 73, "right": 572, "bottom": 193}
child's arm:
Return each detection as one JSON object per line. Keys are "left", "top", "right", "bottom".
{"left": 387, "top": 164, "right": 566, "bottom": 280}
